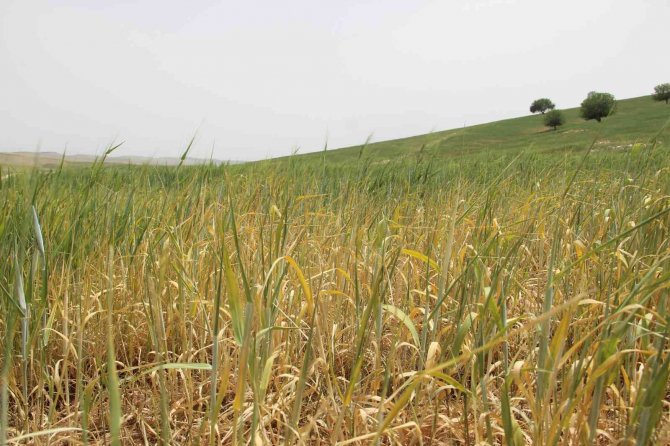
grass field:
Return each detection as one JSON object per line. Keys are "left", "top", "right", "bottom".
{"left": 1, "top": 96, "right": 669, "bottom": 445}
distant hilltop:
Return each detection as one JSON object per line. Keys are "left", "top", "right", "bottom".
{"left": 0, "top": 151, "right": 242, "bottom": 167}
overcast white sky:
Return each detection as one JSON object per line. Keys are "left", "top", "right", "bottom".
{"left": 1, "top": 1, "right": 668, "bottom": 160}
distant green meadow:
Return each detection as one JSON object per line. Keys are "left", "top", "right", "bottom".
{"left": 283, "top": 95, "right": 669, "bottom": 164}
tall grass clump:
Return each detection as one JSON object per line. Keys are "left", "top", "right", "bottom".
{"left": 0, "top": 132, "right": 669, "bottom": 444}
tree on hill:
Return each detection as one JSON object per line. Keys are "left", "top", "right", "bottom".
{"left": 530, "top": 98, "right": 555, "bottom": 114}
{"left": 544, "top": 109, "right": 564, "bottom": 130}
{"left": 653, "top": 83, "right": 670, "bottom": 104}
{"left": 580, "top": 91, "right": 615, "bottom": 122}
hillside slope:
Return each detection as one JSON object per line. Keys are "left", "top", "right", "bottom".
{"left": 295, "top": 95, "right": 670, "bottom": 163}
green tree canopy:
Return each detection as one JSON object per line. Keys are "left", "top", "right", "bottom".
{"left": 543, "top": 109, "right": 565, "bottom": 130}
{"left": 653, "top": 83, "right": 670, "bottom": 104}
{"left": 530, "top": 98, "right": 555, "bottom": 114}
{"left": 580, "top": 91, "right": 616, "bottom": 122}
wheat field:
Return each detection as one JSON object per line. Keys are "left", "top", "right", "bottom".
{"left": 1, "top": 137, "right": 669, "bottom": 444}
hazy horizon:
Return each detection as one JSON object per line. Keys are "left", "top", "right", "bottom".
{"left": 2, "top": 0, "right": 668, "bottom": 161}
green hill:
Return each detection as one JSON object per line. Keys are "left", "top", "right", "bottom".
{"left": 294, "top": 95, "right": 670, "bottom": 163}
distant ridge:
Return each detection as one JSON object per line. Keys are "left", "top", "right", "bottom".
{"left": 0, "top": 151, "right": 241, "bottom": 167}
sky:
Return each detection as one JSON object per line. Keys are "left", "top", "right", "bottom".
{"left": 1, "top": 1, "right": 668, "bottom": 161}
